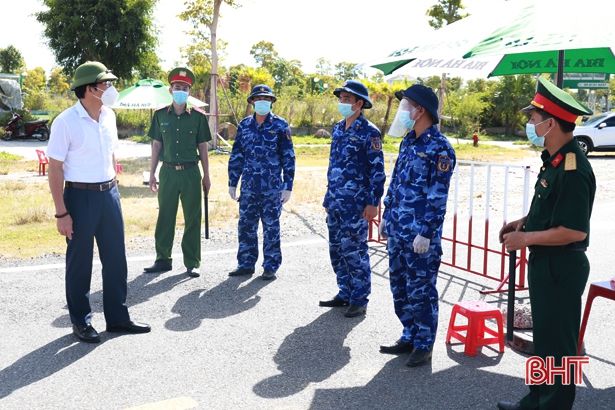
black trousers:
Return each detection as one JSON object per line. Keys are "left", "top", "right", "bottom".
{"left": 64, "top": 185, "right": 130, "bottom": 326}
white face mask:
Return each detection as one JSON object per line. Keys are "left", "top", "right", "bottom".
{"left": 95, "top": 85, "right": 119, "bottom": 107}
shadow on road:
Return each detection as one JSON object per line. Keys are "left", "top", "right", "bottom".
{"left": 52, "top": 272, "right": 191, "bottom": 328}
{"left": 165, "top": 275, "right": 273, "bottom": 332}
{"left": 253, "top": 309, "right": 364, "bottom": 398}
{"left": 0, "top": 334, "right": 100, "bottom": 399}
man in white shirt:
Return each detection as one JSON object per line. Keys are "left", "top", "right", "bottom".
{"left": 47, "top": 61, "right": 150, "bottom": 343}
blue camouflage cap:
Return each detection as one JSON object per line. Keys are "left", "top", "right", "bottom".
{"left": 247, "top": 84, "right": 276, "bottom": 103}
{"left": 333, "top": 80, "right": 373, "bottom": 109}
{"left": 395, "top": 84, "right": 439, "bottom": 124}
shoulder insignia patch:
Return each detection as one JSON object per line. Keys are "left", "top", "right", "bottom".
{"left": 564, "top": 152, "right": 577, "bottom": 171}
{"left": 370, "top": 136, "right": 382, "bottom": 151}
{"left": 437, "top": 155, "right": 451, "bottom": 173}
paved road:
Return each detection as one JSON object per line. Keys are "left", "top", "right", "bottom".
{"left": 1, "top": 207, "right": 614, "bottom": 409}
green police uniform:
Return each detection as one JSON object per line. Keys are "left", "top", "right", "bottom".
{"left": 517, "top": 78, "right": 595, "bottom": 410}
{"left": 149, "top": 67, "right": 211, "bottom": 270}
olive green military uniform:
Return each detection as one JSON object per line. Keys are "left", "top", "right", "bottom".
{"left": 520, "top": 140, "right": 595, "bottom": 409}
{"left": 149, "top": 105, "right": 211, "bottom": 269}
{"left": 509, "top": 78, "right": 596, "bottom": 410}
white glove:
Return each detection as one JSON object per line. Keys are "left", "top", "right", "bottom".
{"left": 281, "top": 190, "right": 291, "bottom": 204}
{"left": 378, "top": 220, "right": 387, "bottom": 239}
{"left": 229, "top": 186, "right": 238, "bottom": 201}
{"left": 413, "top": 234, "right": 430, "bottom": 254}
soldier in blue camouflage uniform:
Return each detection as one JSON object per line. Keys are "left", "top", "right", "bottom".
{"left": 379, "top": 84, "right": 455, "bottom": 367}
{"left": 228, "top": 85, "right": 295, "bottom": 280}
{"left": 319, "top": 80, "right": 386, "bottom": 318}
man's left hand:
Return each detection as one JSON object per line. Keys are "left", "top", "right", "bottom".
{"left": 202, "top": 175, "right": 211, "bottom": 195}
{"left": 413, "top": 235, "right": 430, "bottom": 254}
{"left": 502, "top": 231, "right": 527, "bottom": 251}
{"left": 281, "top": 190, "right": 292, "bottom": 204}
{"left": 363, "top": 205, "right": 378, "bottom": 221}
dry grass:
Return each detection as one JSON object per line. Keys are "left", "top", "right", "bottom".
{"left": 0, "top": 144, "right": 534, "bottom": 258}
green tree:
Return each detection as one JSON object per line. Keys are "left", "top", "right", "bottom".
{"left": 446, "top": 88, "right": 489, "bottom": 137}
{"left": 22, "top": 67, "right": 48, "bottom": 111}
{"left": 0, "top": 45, "right": 25, "bottom": 73}
{"left": 250, "top": 41, "right": 279, "bottom": 70}
{"left": 490, "top": 75, "right": 535, "bottom": 135}
{"left": 426, "top": 0, "right": 467, "bottom": 29}
{"left": 47, "top": 67, "right": 70, "bottom": 95}
{"left": 36, "top": 0, "right": 158, "bottom": 80}
{"left": 315, "top": 58, "right": 332, "bottom": 76}
{"left": 333, "top": 62, "right": 361, "bottom": 82}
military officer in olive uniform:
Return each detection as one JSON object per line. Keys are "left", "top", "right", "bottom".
{"left": 497, "top": 78, "right": 595, "bottom": 410}
{"left": 144, "top": 67, "right": 212, "bottom": 278}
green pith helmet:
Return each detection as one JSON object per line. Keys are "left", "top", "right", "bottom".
{"left": 70, "top": 61, "right": 118, "bottom": 90}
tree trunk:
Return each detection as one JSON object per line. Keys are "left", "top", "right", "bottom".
{"left": 208, "top": 0, "right": 222, "bottom": 149}
{"left": 382, "top": 95, "right": 394, "bottom": 134}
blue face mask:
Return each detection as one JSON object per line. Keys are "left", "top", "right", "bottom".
{"left": 525, "top": 118, "right": 551, "bottom": 147}
{"left": 400, "top": 110, "right": 416, "bottom": 130}
{"left": 254, "top": 100, "right": 272, "bottom": 116}
{"left": 338, "top": 102, "right": 356, "bottom": 119}
{"left": 172, "top": 90, "right": 189, "bottom": 105}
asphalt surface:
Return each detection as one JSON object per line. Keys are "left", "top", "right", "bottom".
{"left": 1, "top": 141, "right": 614, "bottom": 409}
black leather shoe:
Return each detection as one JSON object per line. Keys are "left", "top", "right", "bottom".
{"left": 106, "top": 320, "right": 151, "bottom": 334}
{"left": 186, "top": 267, "right": 200, "bottom": 278}
{"left": 261, "top": 270, "right": 276, "bottom": 280}
{"left": 497, "top": 401, "right": 521, "bottom": 410}
{"left": 319, "top": 297, "right": 349, "bottom": 307}
{"left": 380, "top": 340, "right": 414, "bottom": 355}
{"left": 344, "top": 304, "right": 366, "bottom": 318}
{"left": 228, "top": 267, "right": 255, "bottom": 276}
{"left": 406, "top": 348, "right": 432, "bottom": 367}
{"left": 144, "top": 260, "right": 172, "bottom": 273}
{"left": 72, "top": 324, "right": 100, "bottom": 343}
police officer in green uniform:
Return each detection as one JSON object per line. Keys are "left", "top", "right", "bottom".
{"left": 144, "top": 67, "right": 212, "bottom": 278}
{"left": 497, "top": 78, "right": 595, "bottom": 410}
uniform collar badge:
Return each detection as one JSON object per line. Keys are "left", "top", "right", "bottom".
{"left": 551, "top": 153, "right": 564, "bottom": 167}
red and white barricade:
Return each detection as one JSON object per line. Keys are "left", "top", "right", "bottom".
{"left": 369, "top": 158, "right": 532, "bottom": 294}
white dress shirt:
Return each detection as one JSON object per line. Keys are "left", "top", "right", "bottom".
{"left": 47, "top": 101, "right": 118, "bottom": 183}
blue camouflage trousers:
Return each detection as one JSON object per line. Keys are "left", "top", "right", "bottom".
{"left": 326, "top": 209, "right": 371, "bottom": 307}
{"left": 387, "top": 235, "right": 441, "bottom": 349}
{"left": 237, "top": 191, "right": 282, "bottom": 272}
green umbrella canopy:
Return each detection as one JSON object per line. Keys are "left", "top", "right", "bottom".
{"left": 463, "top": 0, "right": 615, "bottom": 80}
{"left": 114, "top": 78, "right": 207, "bottom": 109}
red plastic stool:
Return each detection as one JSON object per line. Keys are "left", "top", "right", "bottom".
{"left": 446, "top": 300, "right": 505, "bottom": 356}
{"left": 36, "top": 149, "right": 48, "bottom": 176}
{"left": 577, "top": 280, "right": 615, "bottom": 355}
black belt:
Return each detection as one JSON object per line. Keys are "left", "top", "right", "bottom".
{"left": 162, "top": 162, "right": 198, "bottom": 171}
{"left": 528, "top": 244, "right": 587, "bottom": 254}
{"left": 65, "top": 179, "right": 117, "bottom": 192}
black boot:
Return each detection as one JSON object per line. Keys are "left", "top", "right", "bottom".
{"left": 144, "top": 260, "right": 172, "bottom": 273}
{"left": 344, "top": 304, "right": 366, "bottom": 317}
{"left": 379, "top": 340, "right": 414, "bottom": 355}
{"left": 228, "top": 267, "right": 255, "bottom": 277}
{"left": 406, "top": 348, "right": 432, "bottom": 367}
{"left": 319, "top": 297, "right": 349, "bottom": 307}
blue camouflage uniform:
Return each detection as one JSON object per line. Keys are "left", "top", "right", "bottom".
{"left": 382, "top": 125, "right": 455, "bottom": 349}
{"left": 324, "top": 114, "right": 386, "bottom": 307}
{"left": 228, "top": 112, "right": 295, "bottom": 273}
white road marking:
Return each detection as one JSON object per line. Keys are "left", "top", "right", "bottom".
{"left": 124, "top": 396, "right": 198, "bottom": 410}
{"left": 0, "top": 238, "right": 327, "bottom": 274}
